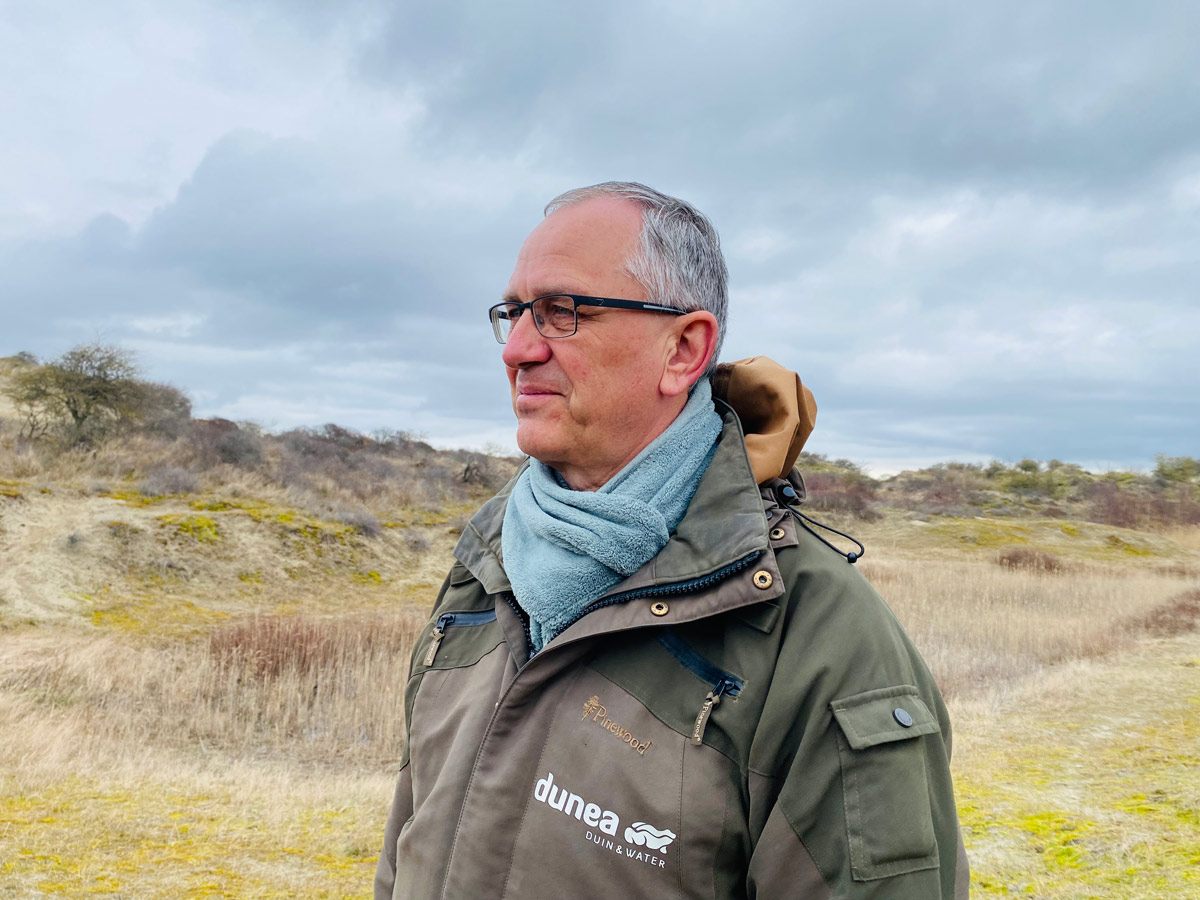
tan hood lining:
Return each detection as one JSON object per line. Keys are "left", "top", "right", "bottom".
{"left": 711, "top": 356, "right": 817, "bottom": 485}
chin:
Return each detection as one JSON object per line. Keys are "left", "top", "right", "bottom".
{"left": 514, "top": 424, "right": 560, "bottom": 464}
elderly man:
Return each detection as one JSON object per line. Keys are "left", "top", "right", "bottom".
{"left": 375, "top": 183, "right": 969, "bottom": 899}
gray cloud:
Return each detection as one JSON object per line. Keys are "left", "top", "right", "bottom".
{"left": 360, "top": 2, "right": 1200, "bottom": 191}
{"left": 1, "top": 0, "right": 1197, "bottom": 468}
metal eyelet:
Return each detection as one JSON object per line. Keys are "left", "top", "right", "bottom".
{"left": 769, "top": 527, "right": 786, "bottom": 540}
{"left": 752, "top": 570, "right": 773, "bottom": 589}
{"left": 650, "top": 601, "right": 670, "bottom": 617}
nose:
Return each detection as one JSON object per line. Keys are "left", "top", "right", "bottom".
{"left": 501, "top": 310, "right": 552, "bottom": 369}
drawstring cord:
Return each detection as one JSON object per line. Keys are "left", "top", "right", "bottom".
{"left": 775, "top": 483, "right": 866, "bottom": 564}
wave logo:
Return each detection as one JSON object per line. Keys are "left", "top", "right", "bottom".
{"left": 623, "top": 822, "right": 677, "bottom": 853}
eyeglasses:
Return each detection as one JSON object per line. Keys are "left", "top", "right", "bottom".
{"left": 488, "top": 294, "right": 686, "bottom": 344}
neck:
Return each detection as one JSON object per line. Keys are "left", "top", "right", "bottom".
{"left": 554, "top": 398, "right": 689, "bottom": 492}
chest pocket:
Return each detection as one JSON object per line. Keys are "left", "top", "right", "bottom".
{"left": 413, "top": 608, "right": 502, "bottom": 672}
{"left": 830, "top": 685, "right": 942, "bottom": 881}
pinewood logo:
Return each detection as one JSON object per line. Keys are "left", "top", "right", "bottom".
{"left": 581, "top": 696, "right": 653, "bottom": 755}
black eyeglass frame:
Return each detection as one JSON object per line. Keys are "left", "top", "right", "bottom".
{"left": 488, "top": 294, "right": 686, "bottom": 344}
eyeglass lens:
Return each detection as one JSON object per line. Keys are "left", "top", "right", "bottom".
{"left": 492, "top": 296, "right": 577, "bottom": 343}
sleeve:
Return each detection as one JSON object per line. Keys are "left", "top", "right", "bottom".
{"left": 373, "top": 763, "right": 413, "bottom": 900}
{"left": 373, "top": 571, "right": 452, "bottom": 899}
{"left": 745, "top": 570, "right": 970, "bottom": 899}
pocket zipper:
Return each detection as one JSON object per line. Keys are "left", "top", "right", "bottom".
{"left": 423, "top": 609, "right": 497, "bottom": 666}
{"left": 656, "top": 629, "right": 745, "bottom": 745}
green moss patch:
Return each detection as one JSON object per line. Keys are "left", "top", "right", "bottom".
{"left": 958, "top": 637, "right": 1200, "bottom": 897}
{"left": 157, "top": 515, "right": 221, "bottom": 543}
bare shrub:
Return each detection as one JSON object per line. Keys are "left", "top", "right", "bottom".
{"left": 1, "top": 612, "right": 425, "bottom": 768}
{"left": 207, "top": 615, "right": 401, "bottom": 680}
{"left": 216, "top": 426, "right": 263, "bottom": 468}
{"left": 131, "top": 381, "right": 192, "bottom": 438}
{"left": 454, "top": 451, "right": 508, "bottom": 490}
{"left": 1122, "top": 590, "right": 1200, "bottom": 637}
{"left": 1086, "top": 481, "right": 1141, "bottom": 529}
{"left": 996, "top": 548, "right": 1065, "bottom": 574}
{"left": 332, "top": 506, "right": 382, "bottom": 537}
{"left": 194, "top": 612, "right": 425, "bottom": 762}
{"left": 139, "top": 466, "right": 199, "bottom": 497}
{"left": 1149, "top": 484, "right": 1200, "bottom": 527}
{"left": 404, "top": 532, "right": 432, "bottom": 554}
{"left": 373, "top": 428, "right": 436, "bottom": 458}
{"left": 318, "top": 423, "right": 369, "bottom": 451}
{"left": 884, "top": 463, "right": 990, "bottom": 517}
{"left": 184, "top": 418, "right": 263, "bottom": 469}
{"left": 803, "top": 470, "right": 880, "bottom": 519}
{"left": 2, "top": 342, "right": 190, "bottom": 448}
{"left": 1158, "top": 563, "right": 1200, "bottom": 579}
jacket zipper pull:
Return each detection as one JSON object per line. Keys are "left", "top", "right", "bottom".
{"left": 691, "top": 690, "right": 721, "bottom": 745}
{"left": 423, "top": 616, "right": 450, "bottom": 666}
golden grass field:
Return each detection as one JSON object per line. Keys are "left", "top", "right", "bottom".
{"left": 1, "top": 475, "right": 1198, "bottom": 898}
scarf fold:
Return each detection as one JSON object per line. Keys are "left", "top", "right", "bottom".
{"left": 502, "top": 379, "right": 723, "bottom": 652}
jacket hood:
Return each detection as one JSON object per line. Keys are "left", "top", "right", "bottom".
{"left": 711, "top": 356, "right": 817, "bottom": 485}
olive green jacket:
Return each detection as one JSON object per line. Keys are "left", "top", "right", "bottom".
{"left": 375, "top": 367, "right": 969, "bottom": 900}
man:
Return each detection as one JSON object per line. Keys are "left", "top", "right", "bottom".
{"left": 375, "top": 182, "right": 969, "bottom": 899}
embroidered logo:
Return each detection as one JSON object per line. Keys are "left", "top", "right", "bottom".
{"left": 624, "top": 822, "right": 677, "bottom": 852}
{"left": 581, "top": 696, "right": 653, "bottom": 755}
{"left": 533, "top": 771, "right": 620, "bottom": 835}
{"left": 532, "top": 771, "right": 674, "bottom": 868}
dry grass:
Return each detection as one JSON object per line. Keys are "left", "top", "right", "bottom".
{"left": 0, "top": 694, "right": 394, "bottom": 899}
{"left": 861, "top": 556, "right": 1199, "bottom": 699}
{"left": 951, "top": 631, "right": 1200, "bottom": 898}
{"left": 0, "top": 611, "right": 424, "bottom": 897}
{"left": 1160, "top": 525, "right": 1200, "bottom": 551}
{"left": 0, "top": 481, "right": 457, "bottom": 628}
{"left": 1, "top": 611, "right": 425, "bottom": 769}
{"left": 995, "top": 546, "right": 1065, "bottom": 573}
{"left": 2, "top": 451, "right": 1199, "bottom": 896}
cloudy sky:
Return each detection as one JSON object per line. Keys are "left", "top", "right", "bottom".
{"left": 2, "top": 1, "right": 1197, "bottom": 472}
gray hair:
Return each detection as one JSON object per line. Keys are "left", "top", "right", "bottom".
{"left": 544, "top": 182, "right": 728, "bottom": 375}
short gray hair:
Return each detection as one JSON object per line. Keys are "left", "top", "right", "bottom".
{"left": 545, "top": 182, "right": 728, "bottom": 375}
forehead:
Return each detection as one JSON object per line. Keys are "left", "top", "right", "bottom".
{"left": 505, "top": 197, "right": 646, "bottom": 300}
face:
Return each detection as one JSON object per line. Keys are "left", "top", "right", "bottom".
{"left": 501, "top": 197, "right": 684, "bottom": 490}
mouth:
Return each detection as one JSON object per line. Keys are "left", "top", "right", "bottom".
{"left": 513, "top": 381, "right": 563, "bottom": 412}
{"left": 515, "top": 378, "right": 564, "bottom": 397}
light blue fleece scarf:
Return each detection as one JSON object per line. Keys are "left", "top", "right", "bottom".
{"left": 502, "top": 379, "right": 722, "bottom": 653}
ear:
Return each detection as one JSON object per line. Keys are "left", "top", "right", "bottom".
{"left": 659, "top": 311, "right": 719, "bottom": 398}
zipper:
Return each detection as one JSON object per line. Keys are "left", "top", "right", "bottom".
{"left": 503, "top": 592, "right": 533, "bottom": 660}
{"left": 539, "top": 550, "right": 763, "bottom": 650}
{"left": 422, "top": 609, "right": 497, "bottom": 666}
{"left": 656, "top": 627, "right": 745, "bottom": 745}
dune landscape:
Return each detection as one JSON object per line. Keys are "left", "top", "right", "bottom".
{"left": 1, "top": 352, "right": 1197, "bottom": 898}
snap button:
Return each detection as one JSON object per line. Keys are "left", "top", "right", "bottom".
{"left": 752, "top": 570, "right": 773, "bottom": 589}
{"left": 893, "top": 707, "right": 914, "bottom": 727}
{"left": 769, "top": 527, "right": 786, "bottom": 540}
{"left": 650, "top": 601, "right": 670, "bottom": 617}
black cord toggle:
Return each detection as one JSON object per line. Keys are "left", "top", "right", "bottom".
{"left": 775, "top": 485, "right": 866, "bottom": 564}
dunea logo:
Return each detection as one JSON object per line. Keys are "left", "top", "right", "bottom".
{"left": 534, "top": 772, "right": 620, "bottom": 835}
{"left": 533, "top": 772, "right": 677, "bottom": 854}
{"left": 623, "top": 822, "right": 677, "bottom": 851}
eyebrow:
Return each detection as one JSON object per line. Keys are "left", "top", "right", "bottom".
{"left": 498, "top": 287, "right": 585, "bottom": 304}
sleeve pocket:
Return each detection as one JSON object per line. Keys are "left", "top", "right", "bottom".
{"left": 830, "top": 685, "right": 941, "bottom": 881}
